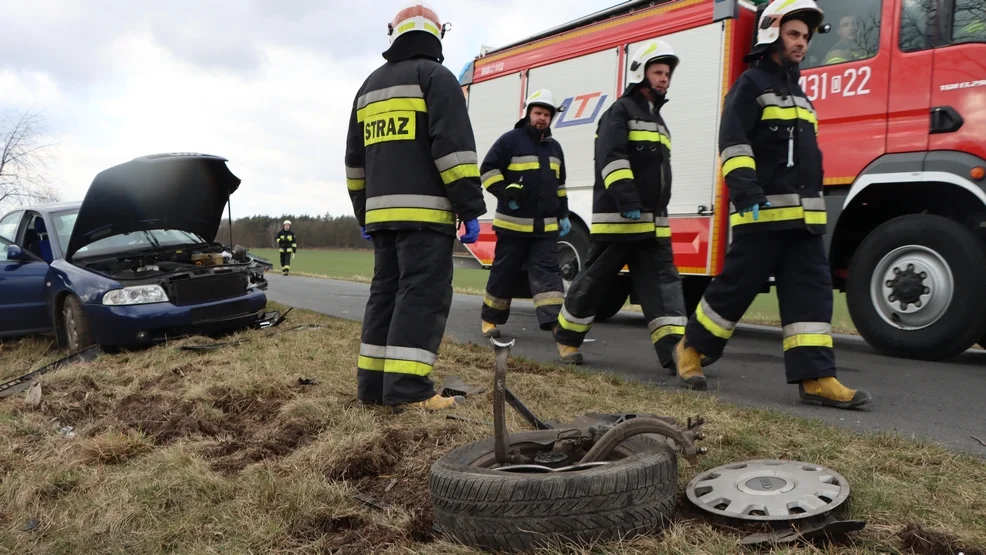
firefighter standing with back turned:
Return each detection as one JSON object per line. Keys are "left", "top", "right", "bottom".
{"left": 344, "top": 3, "right": 487, "bottom": 410}
{"left": 480, "top": 88, "right": 571, "bottom": 339}
{"left": 275, "top": 220, "right": 297, "bottom": 276}
{"left": 553, "top": 40, "right": 688, "bottom": 370}
{"left": 673, "top": 0, "right": 872, "bottom": 409}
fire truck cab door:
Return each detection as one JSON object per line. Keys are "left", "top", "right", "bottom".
{"left": 887, "top": 0, "right": 940, "bottom": 153}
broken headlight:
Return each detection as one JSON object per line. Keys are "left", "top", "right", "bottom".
{"left": 102, "top": 284, "right": 169, "bottom": 306}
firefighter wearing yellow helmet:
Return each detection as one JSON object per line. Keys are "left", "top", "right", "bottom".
{"left": 344, "top": 2, "right": 487, "bottom": 411}
{"left": 552, "top": 39, "right": 688, "bottom": 371}
{"left": 479, "top": 88, "right": 571, "bottom": 339}
{"left": 275, "top": 219, "right": 297, "bottom": 275}
{"left": 674, "top": 0, "right": 872, "bottom": 409}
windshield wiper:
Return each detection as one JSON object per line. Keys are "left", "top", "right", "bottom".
{"left": 143, "top": 230, "right": 161, "bottom": 248}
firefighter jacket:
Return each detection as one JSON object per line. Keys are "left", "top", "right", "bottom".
{"left": 718, "top": 57, "right": 825, "bottom": 236}
{"left": 276, "top": 229, "right": 297, "bottom": 253}
{"left": 592, "top": 90, "right": 674, "bottom": 243}
{"left": 480, "top": 120, "right": 569, "bottom": 237}
{"left": 344, "top": 57, "right": 487, "bottom": 237}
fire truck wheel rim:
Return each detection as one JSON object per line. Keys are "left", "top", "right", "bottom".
{"left": 558, "top": 240, "right": 582, "bottom": 293}
{"left": 870, "top": 245, "right": 954, "bottom": 331}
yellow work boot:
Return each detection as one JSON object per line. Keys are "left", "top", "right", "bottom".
{"left": 673, "top": 338, "right": 707, "bottom": 390}
{"left": 405, "top": 394, "right": 465, "bottom": 411}
{"left": 799, "top": 377, "right": 872, "bottom": 409}
{"left": 557, "top": 343, "right": 583, "bottom": 365}
{"left": 482, "top": 320, "right": 500, "bottom": 338}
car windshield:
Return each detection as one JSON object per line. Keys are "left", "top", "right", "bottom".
{"left": 50, "top": 209, "right": 207, "bottom": 258}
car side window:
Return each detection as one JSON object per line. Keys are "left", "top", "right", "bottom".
{"left": 0, "top": 237, "right": 9, "bottom": 261}
{"left": 899, "top": 0, "right": 939, "bottom": 53}
{"left": 951, "top": 0, "right": 985, "bottom": 45}
{"left": 0, "top": 211, "right": 23, "bottom": 241}
{"left": 802, "top": 0, "right": 882, "bottom": 70}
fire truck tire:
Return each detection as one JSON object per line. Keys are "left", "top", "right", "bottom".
{"left": 558, "top": 222, "right": 589, "bottom": 293}
{"left": 594, "top": 274, "right": 630, "bottom": 322}
{"left": 429, "top": 430, "right": 677, "bottom": 553}
{"left": 846, "top": 214, "right": 986, "bottom": 361}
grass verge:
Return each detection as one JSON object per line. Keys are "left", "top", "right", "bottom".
{"left": 1, "top": 304, "right": 982, "bottom": 554}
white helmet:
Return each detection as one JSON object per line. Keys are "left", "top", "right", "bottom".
{"left": 524, "top": 89, "right": 563, "bottom": 117}
{"left": 387, "top": 3, "right": 450, "bottom": 44}
{"left": 627, "top": 40, "right": 679, "bottom": 89}
{"left": 754, "top": 0, "right": 825, "bottom": 48}
{"left": 283, "top": 220, "right": 291, "bottom": 226}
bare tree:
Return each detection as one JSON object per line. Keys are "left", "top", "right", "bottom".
{"left": 0, "top": 108, "right": 60, "bottom": 208}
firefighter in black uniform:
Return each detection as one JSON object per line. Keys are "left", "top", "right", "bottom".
{"left": 552, "top": 40, "right": 687, "bottom": 369}
{"left": 275, "top": 220, "right": 297, "bottom": 275}
{"left": 344, "top": 3, "right": 487, "bottom": 410}
{"left": 673, "top": 0, "right": 872, "bottom": 409}
{"left": 480, "top": 88, "right": 571, "bottom": 338}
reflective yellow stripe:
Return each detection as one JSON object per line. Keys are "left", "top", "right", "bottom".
{"left": 358, "top": 355, "right": 385, "bottom": 371}
{"left": 558, "top": 312, "right": 591, "bottom": 333}
{"left": 483, "top": 173, "right": 504, "bottom": 189}
{"left": 805, "top": 211, "right": 827, "bottom": 225}
{"left": 356, "top": 98, "right": 427, "bottom": 122}
{"left": 366, "top": 208, "right": 455, "bottom": 225}
{"left": 628, "top": 130, "right": 671, "bottom": 148}
{"left": 545, "top": 222, "right": 559, "bottom": 232}
{"left": 550, "top": 162, "right": 561, "bottom": 178}
{"left": 591, "top": 222, "right": 655, "bottom": 234}
{"left": 493, "top": 217, "right": 534, "bottom": 233}
{"left": 440, "top": 163, "right": 480, "bottom": 185}
{"left": 533, "top": 292, "right": 564, "bottom": 307}
{"left": 384, "top": 359, "right": 432, "bottom": 376}
{"left": 730, "top": 207, "right": 828, "bottom": 227}
{"left": 723, "top": 156, "right": 756, "bottom": 176}
{"left": 655, "top": 226, "right": 671, "bottom": 238}
{"left": 557, "top": 188, "right": 567, "bottom": 197}
{"left": 603, "top": 169, "right": 634, "bottom": 188}
{"left": 761, "top": 106, "right": 818, "bottom": 132}
{"left": 484, "top": 293, "right": 510, "bottom": 311}
{"left": 783, "top": 334, "right": 834, "bottom": 350}
{"left": 347, "top": 178, "right": 365, "bottom": 191}
{"left": 696, "top": 302, "right": 733, "bottom": 339}
{"left": 507, "top": 162, "right": 540, "bottom": 171}
{"left": 651, "top": 325, "right": 685, "bottom": 343}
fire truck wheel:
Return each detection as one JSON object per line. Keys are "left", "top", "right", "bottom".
{"left": 429, "top": 430, "right": 677, "bottom": 553}
{"left": 846, "top": 214, "right": 986, "bottom": 361}
{"left": 594, "top": 274, "right": 631, "bottom": 322}
{"left": 557, "top": 222, "right": 589, "bottom": 294}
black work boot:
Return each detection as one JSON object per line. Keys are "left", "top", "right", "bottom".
{"left": 799, "top": 377, "right": 872, "bottom": 409}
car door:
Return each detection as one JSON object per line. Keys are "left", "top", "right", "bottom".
{"left": 0, "top": 236, "right": 52, "bottom": 336}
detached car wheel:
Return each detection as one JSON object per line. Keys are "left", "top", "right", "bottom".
{"left": 62, "top": 295, "right": 96, "bottom": 351}
{"left": 846, "top": 214, "right": 986, "bottom": 361}
{"left": 429, "top": 430, "right": 677, "bottom": 553}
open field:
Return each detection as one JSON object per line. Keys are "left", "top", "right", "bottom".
{"left": 252, "top": 248, "right": 857, "bottom": 333}
{"left": 1, "top": 303, "right": 983, "bottom": 554}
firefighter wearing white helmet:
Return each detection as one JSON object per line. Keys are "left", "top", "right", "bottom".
{"left": 478, "top": 87, "right": 570, "bottom": 340}
{"left": 275, "top": 219, "right": 297, "bottom": 275}
{"left": 345, "top": 3, "right": 487, "bottom": 411}
{"left": 675, "top": 0, "right": 873, "bottom": 410}
{"left": 552, "top": 39, "right": 688, "bottom": 370}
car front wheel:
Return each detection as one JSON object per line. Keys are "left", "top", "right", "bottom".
{"left": 61, "top": 295, "right": 96, "bottom": 352}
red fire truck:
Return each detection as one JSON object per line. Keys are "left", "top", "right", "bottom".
{"left": 458, "top": 0, "right": 986, "bottom": 362}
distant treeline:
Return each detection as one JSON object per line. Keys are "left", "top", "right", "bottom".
{"left": 214, "top": 214, "right": 470, "bottom": 253}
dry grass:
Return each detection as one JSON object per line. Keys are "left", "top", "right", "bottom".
{"left": 1, "top": 303, "right": 984, "bottom": 555}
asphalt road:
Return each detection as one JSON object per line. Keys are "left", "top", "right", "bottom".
{"left": 265, "top": 274, "right": 986, "bottom": 456}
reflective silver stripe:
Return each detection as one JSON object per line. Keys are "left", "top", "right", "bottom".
{"left": 435, "top": 151, "right": 478, "bottom": 172}
{"left": 647, "top": 317, "right": 688, "bottom": 333}
{"left": 494, "top": 212, "right": 534, "bottom": 226}
{"left": 757, "top": 92, "right": 797, "bottom": 108}
{"left": 544, "top": 217, "right": 558, "bottom": 227}
{"left": 385, "top": 346, "right": 437, "bottom": 365}
{"left": 628, "top": 120, "right": 658, "bottom": 131}
{"left": 802, "top": 197, "right": 826, "bottom": 211}
{"left": 700, "top": 298, "right": 736, "bottom": 330}
{"left": 484, "top": 292, "right": 510, "bottom": 310}
{"left": 793, "top": 96, "right": 815, "bottom": 113}
{"left": 366, "top": 194, "right": 453, "bottom": 211}
{"left": 729, "top": 193, "right": 801, "bottom": 214}
{"left": 782, "top": 322, "right": 832, "bottom": 337}
{"left": 657, "top": 124, "right": 670, "bottom": 137}
{"left": 720, "top": 144, "right": 754, "bottom": 160}
{"left": 655, "top": 217, "right": 670, "bottom": 227}
{"left": 357, "top": 84, "right": 423, "bottom": 109}
{"left": 360, "top": 343, "right": 387, "bottom": 358}
{"left": 549, "top": 156, "right": 561, "bottom": 166}
{"left": 561, "top": 305, "right": 594, "bottom": 326}
{"left": 602, "top": 159, "right": 632, "bottom": 177}
{"left": 592, "top": 212, "right": 656, "bottom": 223}
{"left": 533, "top": 291, "right": 564, "bottom": 306}
{"left": 346, "top": 166, "right": 365, "bottom": 179}
{"left": 510, "top": 155, "right": 539, "bottom": 165}
{"left": 481, "top": 169, "right": 503, "bottom": 183}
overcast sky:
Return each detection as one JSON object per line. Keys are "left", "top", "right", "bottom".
{"left": 0, "top": 0, "right": 614, "bottom": 219}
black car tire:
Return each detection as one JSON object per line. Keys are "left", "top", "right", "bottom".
{"left": 429, "top": 430, "right": 677, "bottom": 553}
{"left": 846, "top": 214, "right": 986, "bottom": 361}
{"left": 557, "top": 222, "right": 590, "bottom": 294}
{"left": 61, "top": 295, "right": 96, "bottom": 352}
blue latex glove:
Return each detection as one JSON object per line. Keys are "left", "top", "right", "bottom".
{"left": 737, "top": 201, "right": 772, "bottom": 221}
{"left": 559, "top": 216, "right": 571, "bottom": 237}
{"left": 622, "top": 209, "right": 641, "bottom": 220}
{"left": 460, "top": 219, "right": 480, "bottom": 244}
{"left": 507, "top": 200, "right": 520, "bottom": 211}
{"left": 360, "top": 226, "right": 372, "bottom": 241}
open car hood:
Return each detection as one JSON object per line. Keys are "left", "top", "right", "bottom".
{"left": 66, "top": 153, "right": 241, "bottom": 260}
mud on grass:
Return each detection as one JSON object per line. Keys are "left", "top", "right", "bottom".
{"left": 2, "top": 303, "right": 986, "bottom": 554}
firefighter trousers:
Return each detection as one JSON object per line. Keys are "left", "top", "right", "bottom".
{"left": 553, "top": 239, "right": 686, "bottom": 368}
{"left": 684, "top": 229, "right": 836, "bottom": 384}
{"left": 279, "top": 251, "right": 291, "bottom": 274}
{"left": 357, "top": 230, "right": 454, "bottom": 406}
{"left": 481, "top": 234, "right": 565, "bottom": 331}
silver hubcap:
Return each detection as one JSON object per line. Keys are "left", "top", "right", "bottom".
{"left": 63, "top": 304, "right": 79, "bottom": 349}
{"left": 686, "top": 460, "right": 850, "bottom": 521}
{"left": 557, "top": 240, "right": 581, "bottom": 293}
{"left": 870, "top": 245, "right": 953, "bottom": 330}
